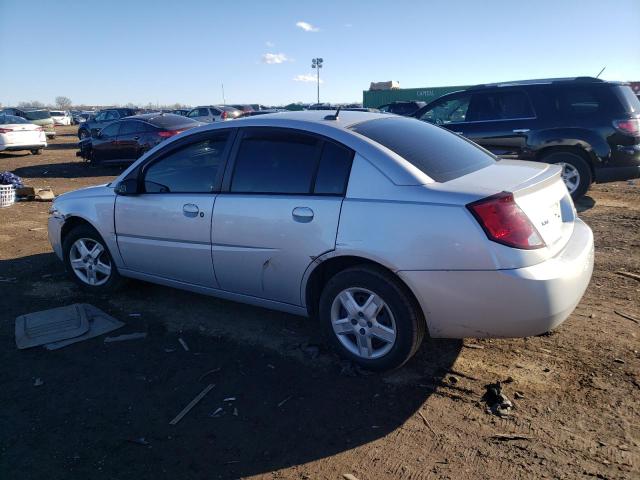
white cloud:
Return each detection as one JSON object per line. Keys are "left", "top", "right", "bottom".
{"left": 262, "top": 52, "right": 290, "bottom": 64}
{"left": 266, "top": 41, "right": 275, "bottom": 47}
{"left": 296, "top": 21, "right": 319, "bottom": 32}
{"left": 293, "top": 74, "right": 323, "bottom": 83}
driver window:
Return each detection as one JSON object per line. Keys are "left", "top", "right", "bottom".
{"left": 95, "top": 112, "right": 107, "bottom": 122}
{"left": 105, "top": 111, "right": 119, "bottom": 121}
{"left": 100, "top": 123, "right": 120, "bottom": 138}
{"left": 143, "top": 133, "right": 230, "bottom": 193}
{"left": 419, "top": 95, "right": 471, "bottom": 124}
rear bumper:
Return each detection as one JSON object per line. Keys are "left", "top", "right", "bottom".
{"left": 598, "top": 145, "right": 640, "bottom": 182}
{"left": 0, "top": 143, "right": 47, "bottom": 152}
{"left": 399, "top": 219, "right": 594, "bottom": 338}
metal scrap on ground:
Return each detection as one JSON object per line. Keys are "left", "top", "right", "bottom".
{"left": 169, "top": 383, "right": 215, "bottom": 425}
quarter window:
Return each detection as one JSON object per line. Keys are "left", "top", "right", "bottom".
{"left": 231, "top": 130, "right": 319, "bottom": 194}
{"left": 143, "top": 133, "right": 229, "bottom": 193}
{"left": 314, "top": 142, "right": 354, "bottom": 195}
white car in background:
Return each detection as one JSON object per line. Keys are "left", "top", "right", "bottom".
{"left": 50, "top": 110, "right": 72, "bottom": 126}
{"left": 0, "top": 114, "right": 47, "bottom": 154}
{"left": 186, "top": 105, "right": 243, "bottom": 123}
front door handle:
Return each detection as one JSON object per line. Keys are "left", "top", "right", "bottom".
{"left": 513, "top": 129, "right": 530, "bottom": 134}
{"left": 292, "top": 207, "right": 314, "bottom": 223}
{"left": 183, "top": 203, "right": 199, "bottom": 217}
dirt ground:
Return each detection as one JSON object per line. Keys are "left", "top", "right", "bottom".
{"left": 0, "top": 126, "right": 638, "bottom": 480}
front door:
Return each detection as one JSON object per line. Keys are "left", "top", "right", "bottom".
{"left": 92, "top": 122, "right": 120, "bottom": 163}
{"left": 115, "top": 131, "right": 233, "bottom": 287}
{"left": 212, "top": 128, "right": 354, "bottom": 305}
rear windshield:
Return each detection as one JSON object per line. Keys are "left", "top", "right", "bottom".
{"left": 24, "top": 110, "right": 51, "bottom": 120}
{"left": 149, "top": 115, "right": 201, "bottom": 129}
{"left": 350, "top": 117, "right": 494, "bottom": 182}
{"left": 0, "top": 115, "right": 28, "bottom": 124}
{"left": 613, "top": 86, "right": 640, "bottom": 115}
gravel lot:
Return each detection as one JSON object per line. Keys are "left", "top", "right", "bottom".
{"left": 1, "top": 126, "right": 638, "bottom": 479}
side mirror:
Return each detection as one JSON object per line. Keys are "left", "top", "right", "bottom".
{"left": 115, "top": 179, "right": 140, "bottom": 195}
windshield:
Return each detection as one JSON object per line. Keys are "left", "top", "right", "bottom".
{"left": 350, "top": 117, "right": 495, "bottom": 182}
{"left": 0, "top": 114, "right": 28, "bottom": 124}
{"left": 24, "top": 110, "right": 51, "bottom": 120}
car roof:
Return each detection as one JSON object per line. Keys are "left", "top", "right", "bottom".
{"left": 466, "top": 76, "right": 623, "bottom": 91}
{"left": 228, "top": 109, "right": 388, "bottom": 129}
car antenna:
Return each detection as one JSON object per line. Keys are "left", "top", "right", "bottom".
{"left": 324, "top": 106, "right": 341, "bottom": 121}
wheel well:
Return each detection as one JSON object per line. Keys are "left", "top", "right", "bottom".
{"left": 304, "top": 255, "right": 421, "bottom": 320}
{"left": 536, "top": 146, "right": 596, "bottom": 178}
{"left": 60, "top": 216, "right": 94, "bottom": 245}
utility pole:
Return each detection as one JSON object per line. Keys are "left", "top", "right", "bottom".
{"left": 311, "top": 58, "right": 323, "bottom": 104}
{"left": 221, "top": 82, "right": 226, "bottom": 105}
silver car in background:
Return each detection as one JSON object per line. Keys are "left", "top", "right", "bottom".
{"left": 48, "top": 111, "right": 594, "bottom": 370}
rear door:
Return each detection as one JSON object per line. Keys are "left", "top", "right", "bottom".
{"left": 117, "top": 120, "right": 152, "bottom": 161}
{"left": 212, "top": 128, "right": 353, "bottom": 305}
{"left": 114, "top": 130, "right": 233, "bottom": 287}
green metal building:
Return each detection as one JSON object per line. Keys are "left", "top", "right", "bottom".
{"left": 363, "top": 84, "right": 469, "bottom": 108}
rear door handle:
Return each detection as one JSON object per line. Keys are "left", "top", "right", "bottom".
{"left": 292, "top": 207, "right": 314, "bottom": 223}
{"left": 183, "top": 203, "right": 199, "bottom": 217}
{"left": 513, "top": 129, "right": 530, "bottom": 133}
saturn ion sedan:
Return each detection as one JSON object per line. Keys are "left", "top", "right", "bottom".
{"left": 48, "top": 111, "right": 594, "bottom": 370}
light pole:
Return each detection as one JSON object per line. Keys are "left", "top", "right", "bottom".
{"left": 311, "top": 57, "right": 323, "bottom": 104}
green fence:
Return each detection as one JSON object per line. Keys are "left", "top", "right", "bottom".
{"left": 363, "top": 85, "right": 469, "bottom": 108}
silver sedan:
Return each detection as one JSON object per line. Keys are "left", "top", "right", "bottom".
{"left": 48, "top": 111, "right": 594, "bottom": 370}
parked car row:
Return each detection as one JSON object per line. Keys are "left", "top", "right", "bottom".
{"left": 0, "top": 108, "right": 56, "bottom": 139}
{"left": 0, "top": 114, "right": 47, "bottom": 154}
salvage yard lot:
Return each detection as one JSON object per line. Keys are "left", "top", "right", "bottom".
{"left": 1, "top": 126, "right": 639, "bottom": 479}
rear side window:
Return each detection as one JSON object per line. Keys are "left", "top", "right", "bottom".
{"left": 314, "top": 142, "right": 354, "bottom": 195}
{"left": 143, "top": 133, "right": 229, "bottom": 193}
{"left": 100, "top": 122, "right": 120, "bottom": 138}
{"left": 612, "top": 85, "right": 640, "bottom": 114}
{"left": 351, "top": 117, "right": 495, "bottom": 182}
{"left": 119, "top": 121, "right": 150, "bottom": 135}
{"left": 231, "top": 130, "right": 319, "bottom": 194}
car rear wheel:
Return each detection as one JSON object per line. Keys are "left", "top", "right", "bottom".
{"left": 30, "top": 149, "right": 42, "bottom": 155}
{"left": 63, "top": 224, "right": 123, "bottom": 292}
{"left": 542, "top": 151, "right": 592, "bottom": 199}
{"left": 319, "top": 265, "right": 425, "bottom": 371}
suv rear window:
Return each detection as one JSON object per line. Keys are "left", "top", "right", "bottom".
{"left": 613, "top": 85, "right": 640, "bottom": 115}
{"left": 350, "top": 117, "right": 494, "bottom": 182}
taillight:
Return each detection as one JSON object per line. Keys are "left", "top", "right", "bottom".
{"left": 0, "top": 128, "right": 14, "bottom": 133}
{"left": 467, "top": 192, "right": 545, "bottom": 250}
{"left": 221, "top": 111, "right": 228, "bottom": 120}
{"left": 613, "top": 118, "right": 640, "bottom": 136}
{"left": 158, "top": 129, "right": 184, "bottom": 138}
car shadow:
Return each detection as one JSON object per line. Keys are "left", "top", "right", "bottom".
{"left": 44, "top": 143, "right": 79, "bottom": 150}
{"left": 575, "top": 195, "right": 596, "bottom": 213}
{"left": 1, "top": 253, "right": 462, "bottom": 479}
{"left": 12, "top": 161, "right": 125, "bottom": 179}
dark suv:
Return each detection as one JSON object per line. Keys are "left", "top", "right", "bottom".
{"left": 413, "top": 77, "right": 640, "bottom": 198}
{"left": 378, "top": 101, "right": 426, "bottom": 116}
{"left": 77, "top": 108, "right": 137, "bottom": 139}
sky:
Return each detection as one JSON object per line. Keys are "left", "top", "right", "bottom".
{"left": 1, "top": 0, "right": 639, "bottom": 107}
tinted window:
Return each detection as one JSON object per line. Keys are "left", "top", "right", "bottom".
{"left": 119, "top": 121, "right": 148, "bottom": 135}
{"left": 614, "top": 86, "right": 640, "bottom": 114}
{"left": 105, "top": 111, "right": 119, "bottom": 121}
{"left": 231, "top": 130, "right": 319, "bottom": 194}
{"left": 0, "top": 115, "right": 28, "bottom": 124}
{"left": 314, "top": 142, "right": 353, "bottom": 195}
{"left": 149, "top": 115, "right": 200, "bottom": 129}
{"left": 100, "top": 122, "right": 120, "bottom": 137}
{"left": 419, "top": 95, "right": 471, "bottom": 124}
{"left": 186, "top": 110, "right": 199, "bottom": 118}
{"left": 466, "top": 91, "right": 534, "bottom": 121}
{"left": 23, "top": 110, "right": 51, "bottom": 120}
{"left": 144, "top": 134, "right": 229, "bottom": 193}
{"left": 94, "top": 112, "right": 107, "bottom": 122}
{"left": 351, "top": 117, "right": 494, "bottom": 182}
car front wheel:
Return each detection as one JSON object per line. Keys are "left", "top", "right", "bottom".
{"left": 319, "top": 265, "right": 425, "bottom": 371}
{"left": 63, "top": 224, "right": 123, "bottom": 292}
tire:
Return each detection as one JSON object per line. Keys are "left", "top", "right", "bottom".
{"left": 62, "top": 224, "right": 124, "bottom": 292}
{"left": 542, "top": 151, "right": 592, "bottom": 199}
{"left": 30, "top": 149, "right": 42, "bottom": 155}
{"left": 78, "top": 130, "right": 89, "bottom": 140}
{"left": 319, "top": 265, "right": 425, "bottom": 371}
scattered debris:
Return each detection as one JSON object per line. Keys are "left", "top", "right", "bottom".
{"left": 614, "top": 310, "right": 640, "bottom": 325}
{"left": 0, "top": 277, "right": 17, "bottom": 283}
{"left": 277, "top": 396, "right": 292, "bottom": 408}
{"left": 448, "top": 375, "right": 459, "bottom": 384}
{"left": 223, "top": 397, "right": 236, "bottom": 402}
{"left": 233, "top": 408, "right": 238, "bottom": 416}
{"left": 483, "top": 382, "right": 514, "bottom": 417}
{"left": 128, "top": 313, "right": 141, "bottom": 318}
{"left": 209, "top": 407, "right": 224, "bottom": 418}
{"left": 267, "top": 364, "right": 275, "bottom": 369}
{"left": 178, "top": 338, "right": 190, "bottom": 352}
{"left": 16, "top": 304, "right": 89, "bottom": 349}
{"left": 463, "top": 343, "right": 485, "bottom": 350}
{"left": 28, "top": 227, "right": 45, "bottom": 231}
{"left": 127, "top": 437, "right": 150, "bottom": 446}
{"left": 164, "top": 348, "right": 176, "bottom": 353}
{"left": 613, "top": 358, "right": 625, "bottom": 364}
{"left": 343, "top": 474, "right": 360, "bottom": 480}
{"left": 616, "top": 270, "right": 640, "bottom": 283}
{"left": 491, "top": 433, "right": 532, "bottom": 441}
{"left": 33, "top": 378, "right": 43, "bottom": 387}
{"left": 514, "top": 391, "right": 525, "bottom": 400}
{"left": 198, "top": 368, "right": 221, "bottom": 382}
{"left": 44, "top": 305, "right": 125, "bottom": 350}
{"left": 104, "top": 332, "right": 147, "bottom": 343}
{"left": 169, "top": 384, "right": 215, "bottom": 425}
{"left": 34, "top": 188, "right": 55, "bottom": 202}
{"left": 417, "top": 411, "right": 438, "bottom": 436}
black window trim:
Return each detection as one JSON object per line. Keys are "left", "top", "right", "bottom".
{"left": 124, "top": 128, "right": 237, "bottom": 195}
{"left": 220, "top": 126, "right": 355, "bottom": 197}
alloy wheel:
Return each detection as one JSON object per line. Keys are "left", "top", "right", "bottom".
{"left": 558, "top": 162, "right": 580, "bottom": 194}
{"left": 69, "top": 238, "right": 112, "bottom": 286}
{"left": 330, "top": 287, "right": 397, "bottom": 359}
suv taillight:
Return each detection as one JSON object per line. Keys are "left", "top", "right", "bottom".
{"left": 467, "top": 192, "right": 545, "bottom": 250}
{"left": 613, "top": 118, "right": 640, "bottom": 136}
